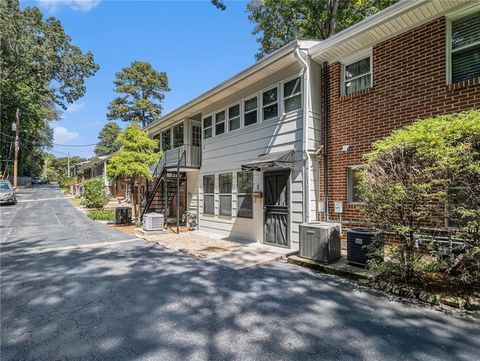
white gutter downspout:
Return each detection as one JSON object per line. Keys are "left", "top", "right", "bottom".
{"left": 294, "top": 46, "right": 312, "bottom": 223}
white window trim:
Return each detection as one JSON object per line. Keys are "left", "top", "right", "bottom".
{"left": 243, "top": 94, "right": 259, "bottom": 128}
{"left": 171, "top": 120, "right": 185, "bottom": 149}
{"left": 347, "top": 165, "right": 365, "bottom": 204}
{"left": 260, "top": 85, "right": 279, "bottom": 122}
{"left": 160, "top": 127, "right": 171, "bottom": 152}
{"left": 214, "top": 109, "right": 227, "bottom": 137}
{"left": 202, "top": 114, "right": 214, "bottom": 140}
{"left": 227, "top": 103, "right": 242, "bottom": 132}
{"left": 341, "top": 50, "right": 373, "bottom": 96}
{"left": 446, "top": 6, "right": 480, "bottom": 84}
{"left": 203, "top": 174, "right": 215, "bottom": 215}
{"left": 219, "top": 173, "right": 233, "bottom": 217}
{"left": 282, "top": 75, "right": 303, "bottom": 114}
{"left": 236, "top": 171, "right": 254, "bottom": 218}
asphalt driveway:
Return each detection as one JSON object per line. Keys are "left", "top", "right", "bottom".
{"left": 1, "top": 185, "right": 479, "bottom": 360}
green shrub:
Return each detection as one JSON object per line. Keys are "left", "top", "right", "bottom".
{"left": 361, "top": 109, "right": 480, "bottom": 285}
{"left": 81, "top": 178, "right": 110, "bottom": 208}
{"left": 87, "top": 209, "right": 115, "bottom": 221}
{"left": 59, "top": 176, "right": 76, "bottom": 192}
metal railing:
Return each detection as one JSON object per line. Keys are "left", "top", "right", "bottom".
{"left": 163, "top": 145, "right": 201, "bottom": 169}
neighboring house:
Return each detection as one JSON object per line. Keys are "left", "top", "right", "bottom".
{"left": 76, "top": 155, "right": 128, "bottom": 198}
{"left": 144, "top": 0, "right": 479, "bottom": 249}
{"left": 309, "top": 0, "right": 480, "bottom": 231}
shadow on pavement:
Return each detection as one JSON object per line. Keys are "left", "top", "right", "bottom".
{"left": 1, "top": 241, "right": 479, "bottom": 361}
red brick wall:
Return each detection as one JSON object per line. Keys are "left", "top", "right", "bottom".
{"left": 319, "top": 16, "right": 480, "bottom": 226}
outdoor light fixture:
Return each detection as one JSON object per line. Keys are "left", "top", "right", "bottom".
{"left": 342, "top": 144, "right": 351, "bottom": 153}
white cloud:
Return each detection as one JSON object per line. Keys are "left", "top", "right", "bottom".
{"left": 53, "top": 126, "right": 79, "bottom": 144}
{"left": 65, "top": 102, "right": 85, "bottom": 113}
{"left": 37, "top": 0, "right": 101, "bottom": 13}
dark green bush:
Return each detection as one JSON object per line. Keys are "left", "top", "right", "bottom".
{"left": 81, "top": 178, "right": 110, "bottom": 208}
{"left": 87, "top": 209, "right": 115, "bottom": 221}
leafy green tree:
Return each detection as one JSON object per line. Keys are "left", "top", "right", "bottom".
{"left": 0, "top": 0, "right": 99, "bottom": 175}
{"left": 245, "top": 0, "right": 398, "bottom": 60}
{"left": 361, "top": 110, "right": 480, "bottom": 285}
{"left": 107, "top": 123, "right": 161, "bottom": 224}
{"left": 107, "top": 61, "right": 170, "bottom": 128}
{"left": 45, "top": 155, "right": 86, "bottom": 183}
{"left": 95, "top": 122, "right": 121, "bottom": 156}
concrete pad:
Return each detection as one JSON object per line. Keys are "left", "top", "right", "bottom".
{"left": 206, "top": 242, "right": 294, "bottom": 270}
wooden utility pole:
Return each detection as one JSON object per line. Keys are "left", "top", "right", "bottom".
{"left": 13, "top": 109, "right": 20, "bottom": 188}
{"left": 67, "top": 155, "right": 70, "bottom": 177}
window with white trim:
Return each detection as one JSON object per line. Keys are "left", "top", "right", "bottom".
{"left": 283, "top": 77, "right": 302, "bottom": 112}
{"left": 219, "top": 173, "right": 232, "bottom": 216}
{"left": 203, "top": 175, "right": 215, "bottom": 215}
{"left": 228, "top": 104, "right": 240, "bottom": 131}
{"left": 343, "top": 57, "right": 371, "bottom": 95}
{"left": 262, "top": 87, "right": 278, "bottom": 120}
{"left": 215, "top": 110, "right": 225, "bottom": 136}
{"left": 450, "top": 11, "right": 480, "bottom": 83}
{"left": 172, "top": 122, "right": 184, "bottom": 148}
{"left": 192, "top": 125, "right": 201, "bottom": 147}
{"left": 161, "top": 128, "right": 171, "bottom": 151}
{"left": 244, "top": 96, "right": 258, "bottom": 127}
{"left": 347, "top": 166, "right": 364, "bottom": 203}
{"left": 237, "top": 171, "right": 253, "bottom": 218}
{"left": 203, "top": 116, "right": 213, "bottom": 139}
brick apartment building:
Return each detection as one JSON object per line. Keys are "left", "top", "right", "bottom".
{"left": 308, "top": 0, "right": 480, "bottom": 229}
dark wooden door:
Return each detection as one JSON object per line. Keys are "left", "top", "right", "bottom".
{"left": 264, "top": 171, "right": 290, "bottom": 247}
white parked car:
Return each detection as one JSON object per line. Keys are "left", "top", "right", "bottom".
{"left": 0, "top": 180, "right": 17, "bottom": 205}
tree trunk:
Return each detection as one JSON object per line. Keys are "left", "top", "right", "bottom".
{"left": 327, "top": 0, "right": 340, "bottom": 38}
{"left": 131, "top": 178, "right": 138, "bottom": 225}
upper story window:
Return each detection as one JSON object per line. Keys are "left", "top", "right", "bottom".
{"left": 343, "top": 57, "right": 371, "bottom": 95}
{"left": 228, "top": 104, "right": 240, "bottom": 131}
{"left": 449, "top": 11, "right": 480, "bottom": 83}
{"left": 262, "top": 87, "right": 278, "bottom": 120}
{"left": 203, "top": 116, "right": 213, "bottom": 139}
{"left": 192, "top": 124, "right": 201, "bottom": 147}
{"left": 173, "top": 122, "right": 184, "bottom": 148}
{"left": 215, "top": 110, "right": 226, "bottom": 136}
{"left": 283, "top": 77, "right": 302, "bottom": 112}
{"left": 161, "top": 128, "right": 171, "bottom": 151}
{"left": 244, "top": 96, "right": 258, "bottom": 127}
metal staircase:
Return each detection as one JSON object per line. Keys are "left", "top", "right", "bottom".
{"left": 141, "top": 150, "right": 187, "bottom": 231}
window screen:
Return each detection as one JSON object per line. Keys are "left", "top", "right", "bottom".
{"left": 237, "top": 171, "right": 253, "bottom": 218}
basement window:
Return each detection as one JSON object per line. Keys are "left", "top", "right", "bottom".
{"left": 449, "top": 10, "right": 480, "bottom": 83}
{"left": 203, "top": 175, "right": 215, "bottom": 215}
{"left": 347, "top": 166, "right": 364, "bottom": 204}
{"left": 343, "top": 57, "right": 371, "bottom": 95}
{"left": 219, "top": 173, "right": 232, "bottom": 216}
{"left": 237, "top": 171, "right": 253, "bottom": 218}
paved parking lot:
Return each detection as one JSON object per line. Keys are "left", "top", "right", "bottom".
{"left": 1, "top": 185, "right": 479, "bottom": 360}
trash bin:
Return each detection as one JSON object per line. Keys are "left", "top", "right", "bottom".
{"left": 115, "top": 207, "right": 132, "bottom": 225}
{"left": 347, "top": 228, "right": 381, "bottom": 267}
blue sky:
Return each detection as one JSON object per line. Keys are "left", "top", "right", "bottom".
{"left": 21, "top": 0, "right": 258, "bottom": 158}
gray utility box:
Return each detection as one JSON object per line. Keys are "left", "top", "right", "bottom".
{"left": 143, "top": 212, "right": 164, "bottom": 231}
{"left": 347, "top": 228, "right": 381, "bottom": 267}
{"left": 299, "top": 222, "right": 341, "bottom": 263}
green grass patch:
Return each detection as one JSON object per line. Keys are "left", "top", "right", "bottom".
{"left": 87, "top": 209, "right": 115, "bottom": 221}
{"left": 69, "top": 197, "right": 82, "bottom": 207}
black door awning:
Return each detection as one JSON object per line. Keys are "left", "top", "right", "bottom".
{"left": 241, "top": 150, "right": 295, "bottom": 171}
